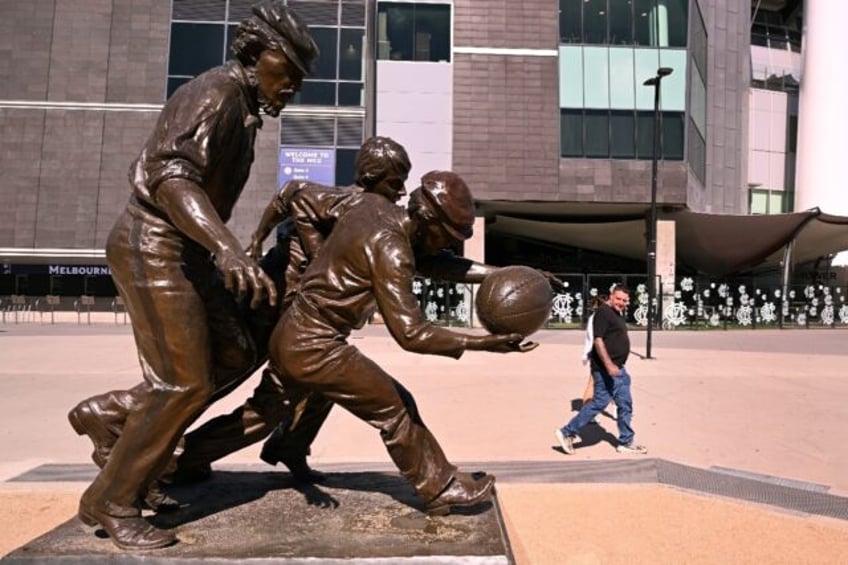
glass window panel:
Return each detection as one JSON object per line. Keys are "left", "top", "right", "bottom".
{"left": 310, "top": 27, "right": 338, "bottom": 80}
{"left": 634, "top": 0, "right": 656, "bottom": 46}
{"left": 661, "top": 111, "right": 684, "bottom": 160}
{"left": 687, "top": 118, "right": 706, "bottom": 183}
{"left": 608, "top": 0, "right": 633, "bottom": 45}
{"left": 583, "top": 0, "right": 607, "bottom": 44}
{"left": 608, "top": 48, "right": 635, "bottom": 109}
{"left": 634, "top": 48, "right": 660, "bottom": 110}
{"left": 378, "top": 3, "right": 414, "bottom": 60}
{"left": 561, "top": 109, "right": 583, "bottom": 157}
{"left": 665, "top": 0, "right": 688, "bottom": 47}
{"left": 559, "top": 0, "right": 582, "bottom": 43}
{"left": 689, "top": 61, "right": 706, "bottom": 137}
{"left": 225, "top": 24, "right": 238, "bottom": 61}
{"left": 583, "top": 47, "right": 609, "bottom": 109}
{"left": 338, "top": 82, "right": 363, "bottom": 106}
{"left": 787, "top": 114, "right": 798, "bottom": 153}
{"left": 692, "top": 2, "right": 707, "bottom": 79}
{"left": 415, "top": 4, "right": 451, "bottom": 62}
{"left": 585, "top": 110, "right": 610, "bottom": 157}
{"left": 610, "top": 110, "right": 635, "bottom": 158}
{"left": 559, "top": 46, "right": 584, "bottom": 108}
{"left": 293, "top": 81, "right": 336, "bottom": 106}
{"left": 750, "top": 190, "right": 768, "bottom": 214}
{"left": 168, "top": 22, "right": 225, "bottom": 77}
{"left": 636, "top": 110, "right": 654, "bottom": 159}
{"left": 769, "top": 192, "right": 785, "bottom": 214}
{"left": 336, "top": 148, "right": 359, "bottom": 186}
{"left": 339, "top": 28, "right": 364, "bottom": 80}
{"left": 658, "top": 49, "right": 686, "bottom": 111}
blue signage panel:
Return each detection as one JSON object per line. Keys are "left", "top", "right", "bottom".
{"left": 278, "top": 147, "right": 336, "bottom": 187}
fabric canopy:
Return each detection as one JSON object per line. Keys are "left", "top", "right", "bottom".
{"left": 479, "top": 201, "right": 848, "bottom": 276}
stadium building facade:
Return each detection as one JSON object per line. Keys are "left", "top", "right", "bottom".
{"left": 1, "top": 0, "right": 842, "bottom": 302}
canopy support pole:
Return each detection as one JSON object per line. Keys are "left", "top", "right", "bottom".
{"left": 779, "top": 240, "right": 795, "bottom": 329}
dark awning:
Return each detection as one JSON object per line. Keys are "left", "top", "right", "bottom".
{"left": 478, "top": 200, "right": 848, "bottom": 276}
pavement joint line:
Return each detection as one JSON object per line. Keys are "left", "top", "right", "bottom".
{"left": 7, "top": 459, "right": 848, "bottom": 523}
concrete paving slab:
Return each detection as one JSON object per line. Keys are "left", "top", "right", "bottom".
{"left": 2, "top": 321, "right": 847, "bottom": 563}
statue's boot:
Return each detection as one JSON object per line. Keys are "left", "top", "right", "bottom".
{"left": 78, "top": 496, "right": 176, "bottom": 551}
{"left": 142, "top": 480, "right": 180, "bottom": 512}
{"left": 68, "top": 390, "right": 140, "bottom": 467}
{"left": 70, "top": 392, "right": 180, "bottom": 512}
{"left": 259, "top": 425, "right": 326, "bottom": 483}
{"left": 424, "top": 471, "right": 496, "bottom": 516}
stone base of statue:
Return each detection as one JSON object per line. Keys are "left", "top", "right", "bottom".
{"left": 3, "top": 468, "right": 512, "bottom": 564}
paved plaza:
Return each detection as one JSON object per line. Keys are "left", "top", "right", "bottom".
{"left": 1, "top": 320, "right": 847, "bottom": 563}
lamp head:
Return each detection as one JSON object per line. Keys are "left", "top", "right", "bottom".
{"left": 658, "top": 67, "right": 673, "bottom": 77}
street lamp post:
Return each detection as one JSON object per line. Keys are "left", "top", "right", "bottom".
{"left": 643, "top": 67, "right": 673, "bottom": 360}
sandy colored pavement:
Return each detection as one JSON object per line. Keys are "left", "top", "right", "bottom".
{"left": 1, "top": 321, "right": 847, "bottom": 562}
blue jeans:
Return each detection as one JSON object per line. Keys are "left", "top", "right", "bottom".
{"left": 560, "top": 366, "right": 635, "bottom": 446}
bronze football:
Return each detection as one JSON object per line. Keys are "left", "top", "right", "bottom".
{"left": 475, "top": 266, "right": 553, "bottom": 337}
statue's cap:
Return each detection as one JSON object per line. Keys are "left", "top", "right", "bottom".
{"left": 251, "top": 1, "right": 319, "bottom": 74}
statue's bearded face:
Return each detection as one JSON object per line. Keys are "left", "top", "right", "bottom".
{"left": 254, "top": 50, "right": 303, "bottom": 117}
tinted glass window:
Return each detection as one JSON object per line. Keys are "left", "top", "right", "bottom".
{"left": 415, "top": 4, "right": 451, "bottom": 62}
{"left": 666, "top": 0, "right": 688, "bottom": 47}
{"left": 561, "top": 109, "right": 583, "bottom": 157}
{"left": 636, "top": 110, "right": 654, "bottom": 159}
{"left": 310, "top": 27, "right": 338, "bottom": 80}
{"left": 338, "top": 82, "right": 363, "bottom": 106}
{"left": 633, "top": 0, "right": 655, "bottom": 46}
{"left": 336, "top": 148, "right": 359, "bottom": 185}
{"left": 661, "top": 111, "right": 684, "bottom": 160}
{"left": 377, "top": 2, "right": 451, "bottom": 62}
{"left": 585, "top": 110, "right": 610, "bottom": 157}
{"left": 583, "top": 0, "right": 607, "bottom": 44}
{"left": 339, "top": 28, "right": 364, "bottom": 80}
{"left": 168, "top": 22, "right": 225, "bottom": 76}
{"left": 609, "top": 0, "right": 633, "bottom": 45}
{"left": 559, "top": 0, "right": 582, "bottom": 43}
{"left": 295, "top": 81, "right": 336, "bottom": 106}
{"left": 610, "top": 110, "right": 635, "bottom": 158}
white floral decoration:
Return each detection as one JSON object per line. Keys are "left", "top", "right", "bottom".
{"left": 736, "top": 305, "right": 753, "bottom": 326}
{"left": 839, "top": 305, "right": 848, "bottom": 324}
{"left": 709, "top": 313, "right": 721, "bottom": 327}
{"left": 759, "top": 302, "right": 777, "bottom": 323}
{"left": 633, "top": 304, "right": 649, "bottom": 326}
{"left": 424, "top": 301, "right": 438, "bottom": 322}
{"left": 665, "top": 302, "right": 687, "bottom": 327}
{"left": 718, "top": 284, "right": 729, "bottom": 298}
{"left": 680, "top": 277, "right": 694, "bottom": 291}
{"left": 821, "top": 305, "right": 834, "bottom": 326}
{"left": 551, "top": 293, "right": 574, "bottom": 323}
{"left": 454, "top": 301, "right": 469, "bottom": 323}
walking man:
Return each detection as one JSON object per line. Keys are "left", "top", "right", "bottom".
{"left": 555, "top": 284, "right": 647, "bottom": 455}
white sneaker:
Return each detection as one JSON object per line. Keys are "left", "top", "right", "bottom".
{"left": 555, "top": 429, "right": 575, "bottom": 455}
{"left": 616, "top": 443, "right": 648, "bottom": 455}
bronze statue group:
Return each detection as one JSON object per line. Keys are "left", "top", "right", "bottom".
{"left": 69, "top": 1, "right": 540, "bottom": 550}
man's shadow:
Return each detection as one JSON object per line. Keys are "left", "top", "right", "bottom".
{"left": 551, "top": 399, "right": 618, "bottom": 454}
{"left": 149, "top": 469, "right": 489, "bottom": 529}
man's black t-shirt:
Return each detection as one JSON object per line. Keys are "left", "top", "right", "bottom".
{"left": 589, "top": 303, "right": 630, "bottom": 372}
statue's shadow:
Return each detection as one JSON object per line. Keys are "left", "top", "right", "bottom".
{"left": 150, "top": 470, "right": 444, "bottom": 529}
